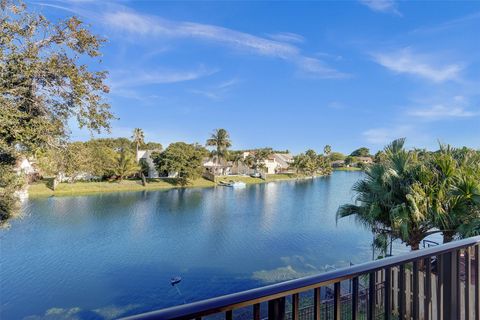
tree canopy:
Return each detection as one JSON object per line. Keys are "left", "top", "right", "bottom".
{"left": 152, "top": 142, "right": 206, "bottom": 186}
{"left": 337, "top": 138, "right": 480, "bottom": 252}
{"left": 350, "top": 147, "right": 370, "bottom": 157}
{"left": 206, "top": 128, "right": 231, "bottom": 162}
{"left": 0, "top": 0, "right": 113, "bottom": 222}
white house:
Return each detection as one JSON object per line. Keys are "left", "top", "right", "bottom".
{"left": 137, "top": 150, "right": 160, "bottom": 178}
{"left": 233, "top": 152, "right": 294, "bottom": 175}
{"left": 203, "top": 157, "right": 233, "bottom": 176}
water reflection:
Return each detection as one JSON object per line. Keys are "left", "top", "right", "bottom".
{"left": 1, "top": 172, "right": 373, "bottom": 320}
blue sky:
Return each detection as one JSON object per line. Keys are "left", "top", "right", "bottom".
{"left": 32, "top": 0, "right": 480, "bottom": 154}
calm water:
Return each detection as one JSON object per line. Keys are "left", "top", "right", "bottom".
{"left": 1, "top": 171, "right": 375, "bottom": 319}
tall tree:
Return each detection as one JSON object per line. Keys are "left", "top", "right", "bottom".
{"left": 206, "top": 129, "right": 232, "bottom": 164}
{"left": 152, "top": 142, "right": 205, "bottom": 186}
{"left": 131, "top": 128, "right": 145, "bottom": 159}
{"left": 0, "top": 1, "right": 113, "bottom": 222}
{"left": 350, "top": 147, "right": 370, "bottom": 157}
{"left": 111, "top": 149, "right": 139, "bottom": 181}
{"left": 324, "top": 145, "right": 332, "bottom": 156}
{"left": 337, "top": 139, "right": 433, "bottom": 251}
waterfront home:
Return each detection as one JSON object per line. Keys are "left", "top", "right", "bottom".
{"left": 232, "top": 152, "right": 294, "bottom": 175}
{"left": 356, "top": 156, "right": 373, "bottom": 165}
{"left": 203, "top": 157, "right": 233, "bottom": 176}
{"left": 331, "top": 160, "right": 346, "bottom": 168}
{"left": 136, "top": 150, "right": 160, "bottom": 178}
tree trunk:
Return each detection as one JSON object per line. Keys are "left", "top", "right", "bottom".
{"left": 410, "top": 242, "right": 420, "bottom": 251}
{"left": 141, "top": 172, "right": 147, "bottom": 187}
{"left": 443, "top": 231, "right": 456, "bottom": 243}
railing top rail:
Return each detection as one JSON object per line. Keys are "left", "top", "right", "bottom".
{"left": 122, "top": 236, "right": 480, "bottom": 320}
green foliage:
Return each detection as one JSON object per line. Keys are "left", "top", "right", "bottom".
{"left": 139, "top": 158, "right": 150, "bottom": 177}
{"left": 329, "top": 152, "right": 346, "bottom": 161}
{"left": 292, "top": 149, "right": 331, "bottom": 176}
{"left": 0, "top": 0, "right": 112, "bottom": 222}
{"left": 246, "top": 148, "right": 273, "bottom": 173}
{"left": 37, "top": 142, "right": 92, "bottom": 182}
{"left": 344, "top": 156, "right": 356, "bottom": 166}
{"left": 350, "top": 147, "right": 370, "bottom": 157}
{"left": 141, "top": 142, "right": 162, "bottom": 151}
{"left": 131, "top": 128, "right": 145, "bottom": 154}
{"left": 337, "top": 138, "right": 480, "bottom": 250}
{"left": 324, "top": 145, "right": 332, "bottom": 155}
{"left": 206, "top": 128, "right": 232, "bottom": 162}
{"left": 111, "top": 149, "right": 139, "bottom": 181}
{"left": 152, "top": 142, "right": 205, "bottom": 186}
{"left": 0, "top": 1, "right": 113, "bottom": 153}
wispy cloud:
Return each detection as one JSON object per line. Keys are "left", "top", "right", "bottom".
{"left": 102, "top": 10, "right": 347, "bottom": 78}
{"left": 409, "top": 105, "right": 477, "bottom": 119}
{"left": 109, "top": 66, "right": 218, "bottom": 89}
{"left": 190, "top": 78, "right": 240, "bottom": 100}
{"left": 372, "top": 48, "right": 462, "bottom": 82}
{"left": 267, "top": 32, "right": 305, "bottom": 44}
{"left": 359, "top": 0, "right": 401, "bottom": 15}
{"left": 412, "top": 11, "right": 480, "bottom": 34}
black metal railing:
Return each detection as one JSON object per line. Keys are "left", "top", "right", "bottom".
{"left": 122, "top": 236, "right": 480, "bottom": 320}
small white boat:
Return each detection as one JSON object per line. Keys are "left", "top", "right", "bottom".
{"left": 219, "top": 181, "right": 246, "bottom": 188}
{"left": 230, "top": 182, "right": 246, "bottom": 188}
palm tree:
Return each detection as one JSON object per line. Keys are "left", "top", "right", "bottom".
{"left": 112, "top": 149, "right": 140, "bottom": 182}
{"left": 337, "top": 138, "right": 433, "bottom": 251}
{"left": 427, "top": 145, "right": 480, "bottom": 242}
{"left": 131, "top": 128, "right": 145, "bottom": 160}
{"left": 324, "top": 145, "right": 332, "bottom": 156}
{"left": 206, "top": 128, "right": 232, "bottom": 164}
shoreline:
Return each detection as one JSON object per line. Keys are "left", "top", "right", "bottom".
{"left": 27, "top": 173, "right": 330, "bottom": 198}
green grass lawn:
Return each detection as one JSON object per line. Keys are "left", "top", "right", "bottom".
{"left": 333, "top": 167, "right": 362, "bottom": 171}
{"left": 28, "top": 173, "right": 315, "bottom": 197}
{"left": 215, "top": 175, "right": 264, "bottom": 184}
{"left": 28, "top": 178, "right": 216, "bottom": 197}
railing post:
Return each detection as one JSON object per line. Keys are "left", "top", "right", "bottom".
{"left": 314, "top": 287, "right": 321, "bottom": 320}
{"left": 441, "top": 250, "right": 459, "bottom": 320}
{"left": 352, "top": 277, "right": 359, "bottom": 320}
{"left": 334, "top": 282, "right": 341, "bottom": 320}
{"left": 268, "top": 297, "right": 286, "bottom": 320}
{"left": 413, "top": 261, "right": 420, "bottom": 320}
{"left": 425, "top": 257, "right": 432, "bottom": 320}
{"left": 399, "top": 264, "right": 405, "bottom": 320}
{"left": 466, "top": 247, "right": 471, "bottom": 320}
{"left": 475, "top": 245, "right": 480, "bottom": 320}
{"left": 369, "top": 271, "right": 375, "bottom": 320}
{"left": 292, "top": 293, "right": 299, "bottom": 320}
{"left": 385, "top": 267, "right": 391, "bottom": 320}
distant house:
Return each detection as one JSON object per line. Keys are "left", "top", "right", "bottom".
{"left": 356, "top": 157, "right": 373, "bottom": 165}
{"left": 14, "top": 157, "right": 40, "bottom": 182}
{"left": 232, "top": 152, "right": 294, "bottom": 175}
{"left": 14, "top": 158, "right": 37, "bottom": 175}
{"left": 137, "top": 150, "right": 160, "bottom": 178}
{"left": 203, "top": 157, "right": 233, "bottom": 176}
{"left": 331, "top": 160, "right": 345, "bottom": 168}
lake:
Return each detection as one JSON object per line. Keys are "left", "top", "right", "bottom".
{"left": 1, "top": 171, "right": 378, "bottom": 320}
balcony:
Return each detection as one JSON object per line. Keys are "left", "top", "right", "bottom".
{"left": 123, "top": 236, "right": 480, "bottom": 320}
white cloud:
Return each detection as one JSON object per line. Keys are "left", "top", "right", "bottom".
{"left": 102, "top": 10, "right": 347, "bottom": 78}
{"left": 372, "top": 48, "right": 462, "bottom": 82}
{"left": 267, "top": 32, "right": 305, "bottom": 44}
{"left": 109, "top": 66, "right": 218, "bottom": 89}
{"left": 359, "top": 0, "right": 401, "bottom": 15}
{"left": 408, "top": 103, "right": 478, "bottom": 120}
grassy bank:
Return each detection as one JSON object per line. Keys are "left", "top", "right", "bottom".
{"left": 333, "top": 167, "right": 362, "bottom": 171}
{"left": 28, "top": 173, "right": 309, "bottom": 197}
{"left": 28, "top": 178, "right": 216, "bottom": 197}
